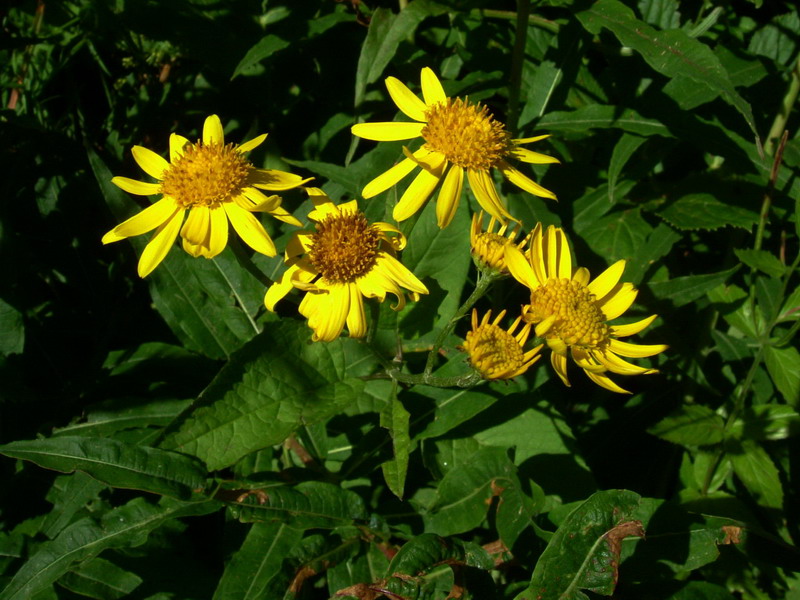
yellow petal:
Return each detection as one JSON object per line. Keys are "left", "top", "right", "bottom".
{"left": 610, "top": 314, "right": 658, "bottom": 338}
{"left": 346, "top": 285, "right": 367, "bottom": 338}
{"left": 509, "top": 147, "right": 560, "bottom": 164}
{"left": 203, "top": 114, "right": 224, "bottom": 145}
{"left": 497, "top": 160, "right": 557, "bottom": 200}
{"left": 550, "top": 350, "right": 571, "bottom": 387}
{"left": 535, "top": 314, "right": 557, "bottom": 338}
{"left": 241, "top": 187, "right": 279, "bottom": 210}
{"left": 467, "top": 169, "right": 513, "bottom": 223}
{"left": 386, "top": 76, "right": 428, "bottom": 122}
{"left": 546, "top": 226, "right": 559, "bottom": 280}
{"left": 137, "top": 210, "right": 183, "bottom": 278}
{"left": 573, "top": 266, "right": 591, "bottom": 287}
{"left": 435, "top": 165, "right": 463, "bottom": 228}
{"left": 529, "top": 223, "right": 547, "bottom": 285}
{"left": 249, "top": 169, "right": 312, "bottom": 191}
{"left": 362, "top": 155, "right": 419, "bottom": 199}
{"left": 102, "top": 197, "right": 180, "bottom": 244}
{"left": 265, "top": 263, "right": 301, "bottom": 311}
{"left": 375, "top": 222, "right": 407, "bottom": 250}
{"left": 180, "top": 206, "right": 210, "bottom": 247}
{"left": 351, "top": 121, "right": 425, "bottom": 141}
{"left": 555, "top": 228, "right": 572, "bottom": 280}
{"left": 266, "top": 204, "right": 302, "bottom": 227}
{"left": 584, "top": 370, "right": 631, "bottom": 394}
{"left": 238, "top": 133, "right": 268, "bottom": 154}
{"left": 599, "top": 283, "right": 637, "bottom": 320}
{"left": 608, "top": 339, "right": 668, "bottom": 358}
{"left": 111, "top": 177, "right": 161, "bottom": 196}
{"left": 223, "top": 203, "right": 277, "bottom": 256}
{"left": 420, "top": 67, "right": 446, "bottom": 106}
{"left": 170, "top": 134, "right": 190, "bottom": 161}
{"left": 588, "top": 260, "right": 627, "bottom": 300}
{"left": 505, "top": 245, "right": 539, "bottom": 289}
{"left": 303, "top": 284, "right": 349, "bottom": 342}
{"left": 376, "top": 254, "right": 428, "bottom": 295}
{"left": 513, "top": 134, "right": 551, "bottom": 144}
{"left": 208, "top": 206, "right": 229, "bottom": 258}
{"left": 594, "top": 350, "right": 655, "bottom": 375}
{"left": 131, "top": 146, "right": 169, "bottom": 180}
{"left": 393, "top": 165, "right": 442, "bottom": 222}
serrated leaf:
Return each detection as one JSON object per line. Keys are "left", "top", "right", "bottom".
{"left": 659, "top": 194, "right": 759, "bottom": 231}
{"left": 58, "top": 557, "right": 142, "bottom": 600}
{"left": 518, "top": 490, "right": 643, "bottom": 600}
{"left": 213, "top": 522, "right": 303, "bottom": 600}
{"left": 576, "top": 207, "right": 653, "bottom": 262}
{"left": 730, "top": 405, "right": 800, "bottom": 441}
{"left": 748, "top": 11, "right": 800, "bottom": 68}
{"left": 648, "top": 265, "right": 739, "bottom": 307}
{"left": 0, "top": 437, "right": 207, "bottom": 500}
{"left": 608, "top": 134, "right": 647, "bottom": 203}
{"left": 231, "top": 35, "right": 290, "bottom": 79}
{"left": 648, "top": 405, "right": 725, "bottom": 447}
{"left": 755, "top": 276, "right": 782, "bottom": 324}
{"left": 728, "top": 441, "right": 783, "bottom": 510}
{"left": 538, "top": 104, "right": 672, "bottom": 137}
{"left": 160, "top": 320, "right": 374, "bottom": 470}
{"left": 734, "top": 248, "right": 786, "bottom": 278}
{"left": 624, "top": 222, "right": 682, "bottom": 284}
{"left": 577, "top": 0, "right": 757, "bottom": 137}
{"left": 764, "top": 345, "right": 800, "bottom": 405}
{"left": 227, "top": 481, "right": 366, "bottom": 528}
{"left": 0, "top": 298, "right": 24, "bottom": 355}
{"left": 637, "top": 0, "right": 681, "bottom": 29}
{"left": 0, "top": 498, "right": 219, "bottom": 600}
{"left": 380, "top": 393, "right": 410, "bottom": 500}
{"left": 415, "top": 386, "right": 499, "bottom": 442}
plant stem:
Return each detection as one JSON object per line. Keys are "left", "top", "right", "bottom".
{"left": 507, "top": 0, "right": 531, "bottom": 136}
{"left": 764, "top": 55, "right": 800, "bottom": 157}
{"left": 478, "top": 9, "right": 559, "bottom": 34}
{"left": 382, "top": 368, "right": 483, "bottom": 388}
{"left": 755, "top": 130, "right": 788, "bottom": 252}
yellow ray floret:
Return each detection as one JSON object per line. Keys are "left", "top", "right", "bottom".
{"left": 460, "top": 309, "right": 542, "bottom": 380}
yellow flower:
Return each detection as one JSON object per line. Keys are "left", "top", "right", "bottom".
{"left": 470, "top": 211, "right": 529, "bottom": 275}
{"left": 505, "top": 224, "right": 667, "bottom": 394}
{"left": 265, "top": 189, "right": 429, "bottom": 342}
{"left": 351, "top": 67, "right": 559, "bottom": 229}
{"left": 460, "top": 309, "right": 542, "bottom": 380}
{"left": 102, "top": 114, "right": 310, "bottom": 277}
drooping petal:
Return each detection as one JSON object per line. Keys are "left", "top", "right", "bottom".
{"left": 529, "top": 223, "right": 547, "bottom": 285}
{"left": 599, "top": 283, "right": 637, "bottom": 320}
{"left": 223, "top": 203, "right": 277, "bottom": 256}
{"left": 102, "top": 197, "right": 181, "bottom": 244}
{"left": 169, "top": 134, "right": 190, "bottom": 161}
{"left": 609, "top": 314, "right": 658, "bottom": 338}
{"left": 362, "top": 153, "right": 420, "bottom": 199}
{"left": 513, "top": 134, "right": 551, "bottom": 144}
{"left": 207, "top": 206, "right": 229, "bottom": 258}
{"left": 570, "top": 348, "right": 607, "bottom": 373}
{"left": 496, "top": 160, "right": 557, "bottom": 200}
{"left": 137, "top": 210, "right": 183, "bottom": 278}
{"left": 131, "top": 146, "right": 170, "bottom": 180}
{"left": 588, "top": 260, "right": 627, "bottom": 300}
{"left": 266, "top": 204, "right": 303, "bottom": 227}
{"left": 535, "top": 314, "right": 557, "bottom": 338}
{"left": 608, "top": 339, "right": 668, "bottom": 358}
{"left": 351, "top": 122, "right": 425, "bottom": 141}
{"left": 386, "top": 77, "right": 428, "bottom": 122}
{"left": 584, "top": 370, "right": 631, "bottom": 394}
{"left": 594, "top": 349, "right": 657, "bottom": 375}
{"left": 435, "top": 165, "right": 463, "bottom": 228}
{"left": 346, "top": 285, "right": 367, "bottom": 338}
{"left": 392, "top": 164, "right": 442, "bottom": 222}
{"left": 509, "top": 147, "right": 560, "bottom": 164}
{"left": 550, "top": 350, "right": 571, "bottom": 387}
{"left": 249, "top": 169, "right": 313, "bottom": 191}
{"left": 241, "top": 187, "right": 279, "bottom": 210}
{"left": 467, "top": 169, "right": 513, "bottom": 223}
{"left": 374, "top": 222, "right": 406, "bottom": 250}
{"left": 265, "top": 263, "right": 302, "bottom": 311}
{"left": 420, "top": 67, "right": 447, "bottom": 106}
{"left": 375, "top": 254, "right": 428, "bottom": 295}
{"left": 202, "top": 114, "right": 224, "bottom": 145}
{"left": 237, "top": 133, "right": 267, "bottom": 154}
{"left": 111, "top": 177, "right": 161, "bottom": 196}
{"left": 180, "top": 206, "right": 210, "bottom": 248}
{"left": 302, "top": 284, "right": 349, "bottom": 342}
{"left": 505, "top": 245, "right": 539, "bottom": 289}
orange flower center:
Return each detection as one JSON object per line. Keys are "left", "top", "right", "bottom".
{"left": 309, "top": 211, "right": 381, "bottom": 284}
{"left": 160, "top": 142, "right": 251, "bottom": 208}
{"left": 422, "top": 98, "right": 511, "bottom": 170}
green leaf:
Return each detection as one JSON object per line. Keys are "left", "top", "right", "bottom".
{"left": 231, "top": 35, "right": 290, "bottom": 79}
{"left": 160, "top": 320, "right": 373, "bottom": 470}
{"left": 648, "top": 265, "right": 739, "bottom": 307}
{"left": 648, "top": 405, "right": 726, "bottom": 447}
{"left": 764, "top": 345, "right": 800, "bottom": 405}
{"left": 728, "top": 441, "right": 783, "bottom": 510}
{"left": 608, "top": 134, "right": 647, "bottom": 204}
{"left": 41, "top": 473, "right": 106, "bottom": 539}
{"left": 52, "top": 398, "right": 193, "bottom": 439}
{"left": 577, "top": 0, "right": 758, "bottom": 137}
{"left": 0, "top": 498, "right": 219, "bottom": 600}
{"left": 415, "top": 386, "right": 499, "bottom": 442}
{"left": 0, "top": 436, "right": 207, "bottom": 500}
{"left": 212, "top": 522, "right": 303, "bottom": 600}
{"left": 380, "top": 392, "right": 410, "bottom": 500}
{"left": 58, "top": 557, "right": 142, "bottom": 600}
{"left": 734, "top": 248, "right": 786, "bottom": 278}
{"left": 576, "top": 207, "right": 653, "bottom": 263}
{"left": 748, "top": 11, "right": 800, "bottom": 68}
{"left": 666, "top": 581, "right": 737, "bottom": 599}
{"left": 730, "top": 405, "right": 800, "bottom": 441}
{"left": 538, "top": 104, "right": 672, "bottom": 137}
{"left": 780, "top": 285, "right": 800, "bottom": 321}
{"left": 623, "top": 222, "right": 682, "bottom": 284}
{"left": 519, "top": 490, "right": 644, "bottom": 600}
{"left": 659, "top": 194, "right": 759, "bottom": 231}
{"left": 227, "top": 481, "right": 366, "bottom": 528}
{"left": 87, "top": 148, "right": 262, "bottom": 360}
{"left": 755, "top": 276, "right": 782, "bottom": 324}
{"left": 0, "top": 298, "right": 24, "bottom": 355}
{"left": 387, "top": 533, "right": 494, "bottom": 577}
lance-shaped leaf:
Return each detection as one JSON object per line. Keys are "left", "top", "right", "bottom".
{"left": 58, "top": 557, "right": 143, "bottom": 600}
{"left": 517, "top": 490, "right": 644, "bottom": 600}
{"left": 381, "top": 392, "right": 410, "bottom": 500}
{"left": 0, "top": 497, "right": 219, "bottom": 600}
{"left": 648, "top": 405, "right": 726, "bottom": 447}
{"left": 0, "top": 436, "right": 207, "bottom": 500}
{"left": 160, "top": 320, "right": 373, "bottom": 470}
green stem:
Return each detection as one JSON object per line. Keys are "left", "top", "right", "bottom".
{"left": 764, "top": 55, "right": 800, "bottom": 157}
{"left": 382, "top": 369, "right": 483, "bottom": 388}
{"left": 423, "top": 271, "right": 500, "bottom": 376}
{"left": 754, "top": 130, "right": 788, "bottom": 252}
{"left": 478, "top": 9, "right": 559, "bottom": 33}
{"left": 507, "top": 0, "right": 531, "bottom": 136}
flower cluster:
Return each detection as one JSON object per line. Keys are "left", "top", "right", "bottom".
{"left": 103, "top": 68, "right": 665, "bottom": 393}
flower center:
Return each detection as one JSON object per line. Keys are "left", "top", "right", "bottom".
{"left": 422, "top": 98, "right": 511, "bottom": 170}
{"left": 464, "top": 322, "right": 527, "bottom": 379}
{"left": 308, "top": 211, "right": 381, "bottom": 284}
{"left": 526, "top": 278, "right": 610, "bottom": 349}
{"left": 160, "top": 142, "right": 252, "bottom": 208}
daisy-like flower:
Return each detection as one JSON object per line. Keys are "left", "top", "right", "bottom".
{"left": 460, "top": 309, "right": 542, "bottom": 380}
{"left": 351, "top": 67, "right": 559, "bottom": 229}
{"left": 470, "top": 211, "right": 529, "bottom": 276}
{"left": 505, "top": 224, "right": 667, "bottom": 394}
{"left": 102, "top": 114, "right": 310, "bottom": 277}
{"left": 265, "top": 189, "right": 429, "bottom": 342}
